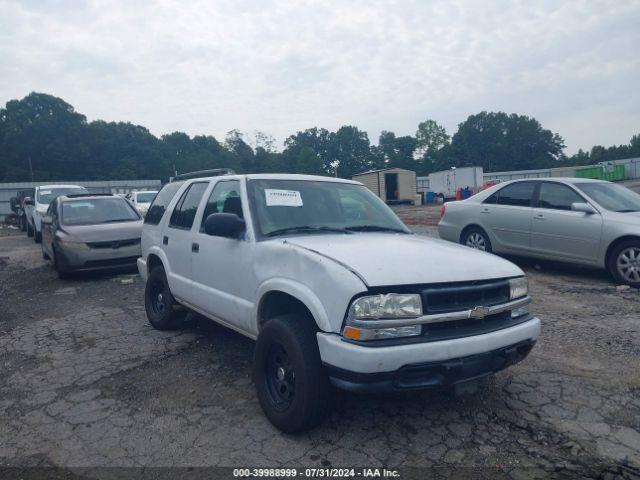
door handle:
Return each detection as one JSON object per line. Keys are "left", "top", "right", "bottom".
{"left": 481, "top": 208, "right": 490, "bottom": 214}
{"left": 534, "top": 214, "right": 545, "bottom": 220}
{"left": 192, "top": 242, "right": 199, "bottom": 253}
{"left": 163, "top": 236, "right": 168, "bottom": 245}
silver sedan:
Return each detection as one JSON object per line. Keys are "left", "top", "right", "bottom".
{"left": 438, "top": 178, "right": 640, "bottom": 286}
{"left": 41, "top": 194, "right": 143, "bottom": 278}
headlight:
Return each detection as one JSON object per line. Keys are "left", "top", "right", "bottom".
{"left": 344, "top": 293, "right": 423, "bottom": 341}
{"left": 57, "top": 239, "right": 89, "bottom": 250}
{"left": 350, "top": 293, "right": 422, "bottom": 319}
{"left": 509, "top": 277, "right": 528, "bottom": 300}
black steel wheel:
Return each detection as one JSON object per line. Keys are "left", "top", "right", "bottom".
{"left": 254, "top": 313, "right": 331, "bottom": 433}
{"left": 145, "top": 266, "right": 180, "bottom": 330}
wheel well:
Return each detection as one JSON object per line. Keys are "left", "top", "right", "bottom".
{"left": 605, "top": 236, "right": 640, "bottom": 268}
{"left": 459, "top": 224, "right": 485, "bottom": 243}
{"left": 258, "top": 291, "right": 316, "bottom": 331}
{"left": 147, "top": 254, "right": 163, "bottom": 273}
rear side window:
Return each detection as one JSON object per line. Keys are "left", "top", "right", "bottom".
{"left": 538, "top": 183, "right": 584, "bottom": 210}
{"left": 169, "top": 182, "right": 208, "bottom": 230}
{"left": 494, "top": 182, "right": 535, "bottom": 207}
{"left": 145, "top": 182, "right": 184, "bottom": 225}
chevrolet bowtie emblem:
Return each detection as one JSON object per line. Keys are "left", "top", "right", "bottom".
{"left": 469, "top": 306, "right": 490, "bottom": 319}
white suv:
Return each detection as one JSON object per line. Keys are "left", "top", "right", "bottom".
{"left": 26, "top": 184, "right": 87, "bottom": 243}
{"left": 138, "top": 170, "right": 540, "bottom": 432}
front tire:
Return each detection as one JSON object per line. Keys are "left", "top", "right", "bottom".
{"left": 608, "top": 240, "right": 640, "bottom": 287}
{"left": 254, "top": 314, "right": 331, "bottom": 433}
{"left": 52, "top": 246, "right": 69, "bottom": 280}
{"left": 27, "top": 221, "right": 34, "bottom": 238}
{"left": 20, "top": 216, "right": 26, "bottom": 232}
{"left": 144, "top": 266, "right": 180, "bottom": 330}
{"left": 462, "top": 227, "right": 492, "bottom": 253}
{"left": 34, "top": 228, "right": 42, "bottom": 243}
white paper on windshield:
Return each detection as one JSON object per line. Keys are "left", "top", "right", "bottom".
{"left": 40, "top": 190, "right": 51, "bottom": 195}
{"left": 265, "top": 189, "right": 303, "bottom": 207}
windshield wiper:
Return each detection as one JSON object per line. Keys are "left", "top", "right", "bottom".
{"left": 101, "top": 218, "right": 137, "bottom": 223}
{"left": 265, "top": 226, "right": 353, "bottom": 237}
{"left": 345, "top": 225, "right": 409, "bottom": 233}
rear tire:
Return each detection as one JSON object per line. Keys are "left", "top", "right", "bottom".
{"left": 461, "top": 226, "right": 492, "bottom": 253}
{"left": 254, "top": 314, "right": 332, "bottom": 433}
{"left": 608, "top": 240, "right": 640, "bottom": 288}
{"left": 144, "top": 266, "right": 181, "bottom": 330}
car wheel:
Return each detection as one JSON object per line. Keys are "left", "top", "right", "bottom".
{"left": 144, "top": 266, "right": 180, "bottom": 330}
{"left": 42, "top": 243, "right": 50, "bottom": 260}
{"left": 34, "top": 229, "right": 42, "bottom": 244}
{"left": 27, "top": 221, "right": 34, "bottom": 238}
{"left": 254, "top": 314, "right": 331, "bottom": 433}
{"left": 20, "top": 216, "right": 26, "bottom": 232}
{"left": 462, "top": 227, "right": 492, "bottom": 253}
{"left": 52, "top": 246, "right": 69, "bottom": 280}
{"left": 608, "top": 240, "right": 640, "bottom": 287}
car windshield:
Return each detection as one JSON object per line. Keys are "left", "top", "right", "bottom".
{"left": 61, "top": 198, "right": 140, "bottom": 226}
{"left": 136, "top": 192, "right": 157, "bottom": 203}
{"left": 576, "top": 183, "right": 640, "bottom": 212}
{"left": 247, "top": 179, "right": 410, "bottom": 238}
{"left": 37, "top": 187, "right": 87, "bottom": 204}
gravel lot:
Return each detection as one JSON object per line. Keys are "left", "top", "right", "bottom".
{"left": 1, "top": 220, "right": 639, "bottom": 479}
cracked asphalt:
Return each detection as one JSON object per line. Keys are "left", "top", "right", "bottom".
{"left": 1, "top": 226, "right": 639, "bottom": 479}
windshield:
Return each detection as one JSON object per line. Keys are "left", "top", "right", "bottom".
{"left": 61, "top": 198, "right": 140, "bottom": 226}
{"left": 576, "top": 183, "right": 640, "bottom": 212}
{"left": 135, "top": 192, "right": 157, "bottom": 203}
{"left": 37, "top": 187, "right": 87, "bottom": 204}
{"left": 247, "top": 179, "right": 410, "bottom": 238}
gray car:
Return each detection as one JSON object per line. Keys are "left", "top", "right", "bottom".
{"left": 438, "top": 178, "right": 640, "bottom": 286}
{"left": 41, "top": 193, "right": 143, "bottom": 278}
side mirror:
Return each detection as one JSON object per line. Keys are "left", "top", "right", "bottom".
{"left": 571, "top": 202, "right": 597, "bottom": 214}
{"left": 203, "top": 213, "right": 245, "bottom": 239}
{"left": 23, "top": 197, "right": 34, "bottom": 206}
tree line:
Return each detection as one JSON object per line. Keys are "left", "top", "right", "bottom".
{"left": 0, "top": 92, "right": 638, "bottom": 183}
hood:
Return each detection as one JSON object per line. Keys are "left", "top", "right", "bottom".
{"left": 61, "top": 221, "right": 143, "bottom": 242}
{"left": 604, "top": 210, "right": 640, "bottom": 226}
{"left": 283, "top": 233, "right": 523, "bottom": 287}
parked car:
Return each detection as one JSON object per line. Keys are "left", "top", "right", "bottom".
{"left": 126, "top": 191, "right": 158, "bottom": 216}
{"left": 9, "top": 189, "right": 34, "bottom": 232}
{"left": 438, "top": 178, "right": 640, "bottom": 286}
{"left": 41, "top": 193, "right": 143, "bottom": 278}
{"left": 26, "top": 185, "right": 88, "bottom": 243}
{"left": 138, "top": 170, "right": 540, "bottom": 432}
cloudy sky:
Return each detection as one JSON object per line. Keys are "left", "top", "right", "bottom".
{"left": 1, "top": 0, "right": 639, "bottom": 153}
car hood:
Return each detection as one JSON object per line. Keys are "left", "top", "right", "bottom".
{"left": 61, "top": 221, "right": 143, "bottom": 242}
{"left": 283, "top": 233, "right": 523, "bottom": 287}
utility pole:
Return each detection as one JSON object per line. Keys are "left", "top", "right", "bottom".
{"left": 28, "top": 155, "right": 34, "bottom": 181}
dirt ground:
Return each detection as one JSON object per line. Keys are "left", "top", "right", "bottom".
{"left": 0, "top": 223, "right": 639, "bottom": 479}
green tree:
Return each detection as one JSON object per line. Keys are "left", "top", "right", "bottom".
{"left": 449, "top": 112, "right": 565, "bottom": 172}
{"left": 415, "top": 119, "right": 450, "bottom": 173}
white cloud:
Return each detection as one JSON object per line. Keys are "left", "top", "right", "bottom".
{"left": 0, "top": 0, "right": 638, "bottom": 153}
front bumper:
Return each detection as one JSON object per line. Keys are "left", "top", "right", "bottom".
{"left": 56, "top": 243, "right": 141, "bottom": 272}
{"left": 326, "top": 339, "right": 535, "bottom": 392}
{"left": 317, "top": 316, "right": 540, "bottom": 392}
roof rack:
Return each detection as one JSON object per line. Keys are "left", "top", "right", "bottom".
{"left": 171, "top": 168, "right": 236, "bottom": 182}
{"left": 64, "top": 193, "right": 115, "bottom": 198}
